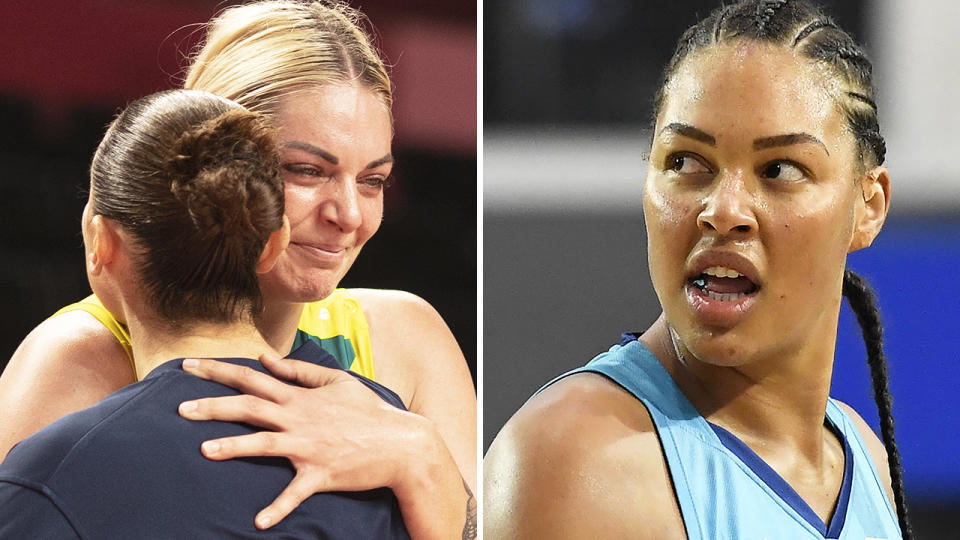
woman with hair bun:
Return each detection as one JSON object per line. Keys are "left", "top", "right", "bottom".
{"left": 0, "top": 88, "right": 412, "bottom": 538}
{"left": 0, "top": 1, "right": 474, "bottom": 537}
{"left": 486, "top": 1, "right": 907, "bottom": 538}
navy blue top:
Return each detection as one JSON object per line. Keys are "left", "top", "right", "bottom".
{"left": 0, "top": 341, "right": 411, "bottom": 539}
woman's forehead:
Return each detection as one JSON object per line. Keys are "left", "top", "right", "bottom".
{"left": 274, "top": 85, "right": 393, "bottom": 158}
{"left": 659, "top": 42, "right": 848, "bottom": 147}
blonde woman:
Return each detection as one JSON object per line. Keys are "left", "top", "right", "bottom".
{"left": 0, "top": 2, "right": 475, "bottom": 537}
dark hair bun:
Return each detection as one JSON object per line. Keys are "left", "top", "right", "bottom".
{"left": 89, "top": 89, "right": 285, "bottom": 325}
{"left": 168, "top": 109, "right": 281, "bottom": 244}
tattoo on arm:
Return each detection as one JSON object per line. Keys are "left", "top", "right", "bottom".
{"left": 462, "top": 479, "right": 477, "bottom": 540}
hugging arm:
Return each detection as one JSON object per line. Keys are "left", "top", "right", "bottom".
{"left": 0, "top": 311, "right": 134, "bottom": 461}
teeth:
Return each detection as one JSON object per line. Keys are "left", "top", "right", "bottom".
{"left": 703, "top": 266, "right": 743, "bottom": 278}
{"left": 705, "top": 290, "right": 746, "bottom": 302}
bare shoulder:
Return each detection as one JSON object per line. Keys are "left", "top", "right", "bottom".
{"left": 347, "top": 288, "right": 449, "bottom": 331}
{"left": 484, "top": 372, "right": 686, "bottom": 539}
{"left": 345, "top": 288, "right": 469, "bottom": 398}
{"left": 0, "top": 310, "right": 134, "bottom": 459}
{"left": 834, "top": 400, "right": 896, "bottom": 509}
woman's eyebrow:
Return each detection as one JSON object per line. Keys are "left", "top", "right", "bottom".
{"left": 366, "top": 154, "right": 394, "bottom": 169}
{"left": 659, "top": 122, "right": 716, "bottom": 146}
{"left": 753, "top": 133, "right": 829, "bottom": 155}
{"left": 284, "top": 141, "right": 339, "bottom": 164}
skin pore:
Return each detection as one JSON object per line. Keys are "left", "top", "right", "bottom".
{"left": 484, "top": 41, "right": 891, "bottom": 537}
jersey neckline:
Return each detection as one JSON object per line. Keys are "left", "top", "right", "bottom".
{"left": 707, "top": 417, "right": 853, "bottom": 538}
{"left": 618, "top": 332, "right": 854, "bottom": 538}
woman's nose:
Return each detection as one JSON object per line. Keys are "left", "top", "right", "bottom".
{"left": 319, "top": 177, "right": 363, "bottom": 233}
{"left": 696, "top": 171, "right": 758, "bottom": 237}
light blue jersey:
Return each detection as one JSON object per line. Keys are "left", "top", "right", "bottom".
{"left": 542, "top": 337, "right": 902, "bottom": 540}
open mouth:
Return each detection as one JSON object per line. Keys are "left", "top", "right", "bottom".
{"left": 687, "top": 266, "right": 759, "bottom": 302}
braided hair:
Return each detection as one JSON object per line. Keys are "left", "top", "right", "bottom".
{"left": 842, "top": 270, "right": 909, "bottom": 537}
{"left": 654, "top": 1, "right": 910, "bottom": 537}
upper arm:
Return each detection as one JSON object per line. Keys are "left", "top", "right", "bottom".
{"left": 835, "top": 400, "right": 897, "bottom": 512}
{"left": 348, "top": 288, "right": 477, "bottom": 493}
{"left": 0, "top": 483, "right": 79, "bottom": 538}
{"left": 0, "top": 311, "right": 134, "bottom": 460}
{"left": 484, "top": 374, "right": 686, "bottom": 540}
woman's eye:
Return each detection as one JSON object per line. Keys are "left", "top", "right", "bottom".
{"left": 761, "top": 161, "right": 806, "bottom": 182}
{"left": 666, "top": 154, "right": 710, "bottom": 175}
{"left": 359, "top": 175, "right": 394, "bottom": 191}
{"left": 282, "top": 163, "right": 326, "bottom": 178}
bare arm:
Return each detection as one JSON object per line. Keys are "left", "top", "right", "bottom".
{"left": 0, "top": 311, "right": 135, "bottom": 460}
{"left": 484, "top": 373, "right": 686, "bottom": 539}
{"left": 351, "top": 288, "right": 477, "bottom": 493}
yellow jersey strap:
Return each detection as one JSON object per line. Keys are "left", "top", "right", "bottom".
{"left": 50, "top": 295, "right": 136, "bottom": 375}
{"left": 294, "top": 289, "right": 375, "bottom": 380}
{"left": 50, "top": 289, "right": 374, "bottom": 381}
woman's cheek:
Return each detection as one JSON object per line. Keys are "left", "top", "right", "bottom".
{"left": 282, "top": 185, "right": 316, "bottom": 228}
{"left": 356, "top": 196, "right": 383, "bottom": 241}
{"left": 645, "top": 187, "right": 697, "bottom": 291}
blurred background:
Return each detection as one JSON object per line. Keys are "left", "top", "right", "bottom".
{"left": 0, "top": 1, "right": 476, "bottom": 383}
{"left": 484, "top": 0, "right": 960, "bottom": 536}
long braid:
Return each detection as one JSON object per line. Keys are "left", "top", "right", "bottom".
{"left": 842, "top": 270, "right": 913, "bottom": 539}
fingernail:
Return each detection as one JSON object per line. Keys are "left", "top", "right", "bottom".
{"left": 256, "top": 515, "right": 272, "bottom": 528}
{"left": 179, "top": 401, "right": 197, "bottom": 413}
{"left": 182, "top": 358, "right": 199, "bottom": 368}
{"left": 202, "top": 440, "right": 220, "bottom": 455}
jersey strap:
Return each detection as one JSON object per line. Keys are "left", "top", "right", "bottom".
{"left": 50, "top": 295, "right": 135, "bottom": 375}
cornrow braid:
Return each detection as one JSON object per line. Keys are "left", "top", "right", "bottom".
{"left": 842, "top": 270, "right": 912, "bottom": 540}
{"left": 847, "top": 107, "right": 886, "bottom": 165}
{"left": 755, "top": 0, "right": 790, "bottom": 36}
{"left": 847, "top": 91, "right": 878, "bottom": 111}
{"left": 713, "top": 4, "right": 731, "bottom": 42}
{"left": 791, "top": 19, "right": 838, "bottom": 46}
{"left": 655, "top": 0, "right": 887, "bottom": 169}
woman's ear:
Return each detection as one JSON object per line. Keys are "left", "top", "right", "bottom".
{"left": 849, "top": 166, "right": 891, "bottom": 253}
{"left": 85, "top": 213, "right": 119, "bottom": 276}
{"left": 256, "top": 215, "right": 291, "bottom": 274}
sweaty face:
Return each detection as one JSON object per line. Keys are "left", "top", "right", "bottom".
{"left": 259, "top": 84, "right": 393, "bottom": 304}
{"left": 644, "top": 43, "right": 865, "bottom": 366}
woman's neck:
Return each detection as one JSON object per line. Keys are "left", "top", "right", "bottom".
{"left": 640, "top": 314, "right": 838, "bottom": 462}
{"left": 125, "top": 311, "right": 279, "bottom": 380}
{"left": 255, "top": 297, "right": 306, "bottom": 355}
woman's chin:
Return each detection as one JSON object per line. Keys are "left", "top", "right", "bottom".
{"left": 672, "top": 318, "right": 762, "bottom": 368}
{"left": 260, "top": 266, "right": 344, "bottom": 304}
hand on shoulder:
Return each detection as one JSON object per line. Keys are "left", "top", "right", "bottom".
{"left": 484, "top": 372, "right": 686, "bottom": 539}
